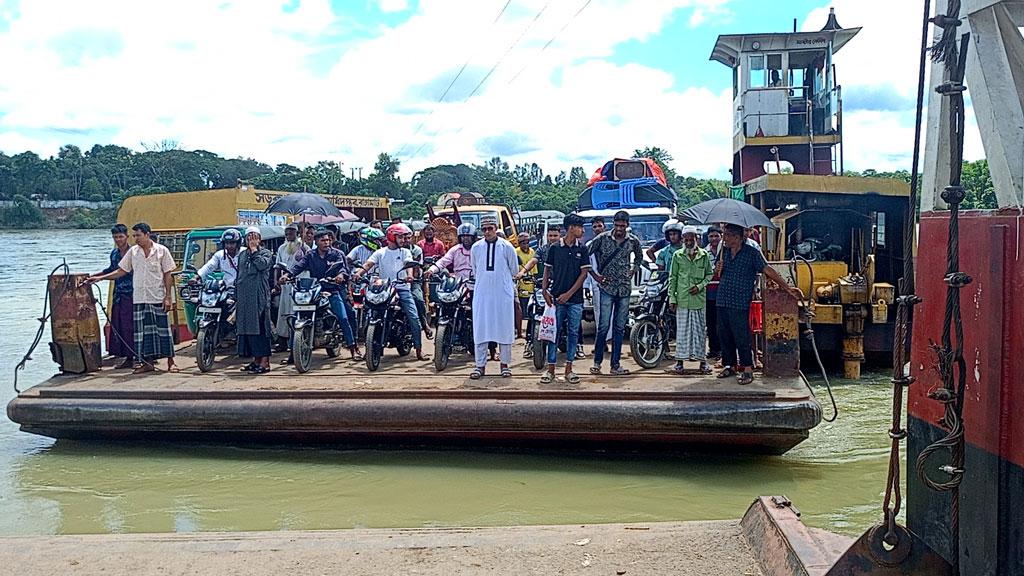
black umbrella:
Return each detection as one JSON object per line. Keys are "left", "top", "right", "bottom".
{"left": 264, "top": 193, "right": 342, "bottom": 217}
{"left": 680, "top": 198, "right": 776, "bottom": 229}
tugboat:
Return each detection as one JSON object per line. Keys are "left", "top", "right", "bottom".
{"left": 710, "top": 11, "right": 910, "bottom": 379}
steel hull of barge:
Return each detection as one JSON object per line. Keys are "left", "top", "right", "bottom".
{"left": 7, "top": 351, "right": 821, "bottom": 454}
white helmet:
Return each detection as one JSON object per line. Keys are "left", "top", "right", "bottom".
{"left": 662, "top": 219, "right": 683, "bottom": 234}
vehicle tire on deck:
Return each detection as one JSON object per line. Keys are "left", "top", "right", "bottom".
{"left": 196, "top": 324, "right": 217, "bottom": 373}
{"left": 531, "top": 324, "right": 546, "bottom": 370}
{"left": 365, "top": 323, "right": 382, "bottom": 372}
{"left": 434, "top": 323, "right": 451, "bottom": 372}
{"left": 630, "top": 318, "right": 665, "bottom": 369}
{"left": 295, "top": 325, "right": 314, "bottom": 373}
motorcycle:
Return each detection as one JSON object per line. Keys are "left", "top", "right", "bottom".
{"left": 431, "top": 270, "right": 473, "bottom": 372}
{"left": 523, "top": 278, "right": 548, "bottom": 370}
{"left": 281, "top": 262, "right": 347, "bottom": 373}
{"left": 182, "top": 267, "right": 235, "bottom": 373}
{"left": 348, "top": 261, "right": 369, "bottom": 342}
{"left": 629, "top": 266, "right": 674, "bottom": 369}
{"left": 363, "top": 261, "right": 421, "bottom": 372}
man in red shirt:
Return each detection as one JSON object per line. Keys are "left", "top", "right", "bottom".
{"left": 417, "top": 224, "right": 447, "bottom": 260}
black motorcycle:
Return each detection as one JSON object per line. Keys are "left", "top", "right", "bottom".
{"left": 629, "top": 267, "right": 674, "bottom": 369}
{"left": 363, "top": 262, "right": 420, "bottom": 372}
{"left": 431, "top": 270, "right": 473, "bottom": 372}
{"left": 282, "top": 262, "right": 347, "bottom": 373}
{"left": 182, "top": 267, "right": 235, "bottom": 373}
{"left": 523, "top": 277, "right": 548, "bottom": 370}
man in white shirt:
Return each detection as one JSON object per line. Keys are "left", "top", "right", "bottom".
{"left": 469, "top": 216, "right": 519, "bottom": 379}
{"left": 195, "top": 228, "right": 242, "bottom": 287}
{"left": 85, "top": 222, "right": 178, "bottom": 374}
{"left": 274, "top": 224, "right": 307, "bottom": 348}
{"left": 353, "top": 223, "right": 429, "bottom": 361}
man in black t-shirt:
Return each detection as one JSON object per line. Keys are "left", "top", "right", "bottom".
{"left": 541, "top": 213, "right": 590, "bottom": 384}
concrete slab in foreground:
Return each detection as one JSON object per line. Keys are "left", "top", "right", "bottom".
{"left": 0, "top": 521, "right": 762, "bottom": 576}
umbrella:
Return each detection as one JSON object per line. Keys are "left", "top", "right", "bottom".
{"left": 302, "top": 210, "right": 359, "bottom": 224}
{"left": 264, "top": 193, "right": 342, "bottom": 217}
{"left": 680, "top": 198, "right": 776, "bottom": 229}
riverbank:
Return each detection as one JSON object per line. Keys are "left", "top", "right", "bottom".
{"left": 0, "top": 521, "right": 763, "bottom": 576}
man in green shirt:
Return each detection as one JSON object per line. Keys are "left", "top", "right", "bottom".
{"left": 668, "top": 226, "right": 713, "bottom": 374}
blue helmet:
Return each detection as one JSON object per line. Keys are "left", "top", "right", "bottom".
{"left": 456, "top": 223, "right": 477, "bottom": 239}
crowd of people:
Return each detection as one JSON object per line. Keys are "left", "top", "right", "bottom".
{"left": 84, "top": 210, "right": 798, "bottom": 384}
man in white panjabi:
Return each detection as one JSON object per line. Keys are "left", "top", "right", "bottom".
{"left": 469, "top": 215, "right": 519, "bottom": 379}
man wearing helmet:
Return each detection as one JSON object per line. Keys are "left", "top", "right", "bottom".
{"left": 280, "top": 228, "right": 363, "bottom": 362}
{"left": 349, "top": 226, "right": 384, "bottom": 266}
{"left": 668, "top": 226, "right": 714, "bottom": 374}
{"left": 194, "top": 228, "right": 242, "bottom": 287}
{"left": 353, "top": 223, "right": 429, "bottom": 361}
{"left": 654, "top": 220, "right": 684, "bottom": 274}
{"left": 426, "top": 222, "right": 476, "bottom": 280}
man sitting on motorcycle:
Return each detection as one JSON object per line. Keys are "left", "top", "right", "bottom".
{"left": 278, "top": 228, "right": 363, "bottom": 361}
{"left": 352, "top": 223, "right": 430, "bottom": 361}
{"left": 425, "top": 223, "right": 476, "bottom": 280}
{"left": 348, "top": 226, "right": 383, "bottom": 267}
{"left": 193, "top": 228, "right": 242, "bottom": 287}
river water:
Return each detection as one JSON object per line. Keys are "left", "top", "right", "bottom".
{"left": 0, "top": 230, "right": 899, "bottom": 537}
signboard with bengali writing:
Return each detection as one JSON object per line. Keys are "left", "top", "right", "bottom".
{"left": 252, "top": 192, "right": 388, "bottom": 210}
{"left": 238, "top": 210, "right": 287, "bottom": 227}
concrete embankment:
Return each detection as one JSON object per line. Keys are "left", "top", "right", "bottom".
{"left": 0, "top": 521, "right": 762, "bottom": 576}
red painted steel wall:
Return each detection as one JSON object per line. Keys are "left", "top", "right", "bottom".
{"left": 910, "top": 209, "right": 1023, "bottom": 467}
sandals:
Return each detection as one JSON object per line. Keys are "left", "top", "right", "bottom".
{"left": 470, "top": 367, "right": 485, "bottom": 380}
{"left": 500, "top": 366, "right": 512, "bottom": 378}
{"left": 251, "top": 365, "right": 270, "bottom": 375}
{"left": 717, "top": 367, "right": 736, "bottom": 379}
{"left": 670, "top": 363, "right": 686, "bottom": 375}
{"left": 350, "top": 347, "right": 364, "bottom": 361}
{"left": 564, "top": 371, "right": 580, "bottom": 384}
{"left": 610, "top": 366, "right": 630, "bottom": 376}
{"left": 523, "top": 348, "right": 533, "bottom": 359}
{"left": 132, "top": 363, "right": 155, "bottom": 374}
{"left": 699, "top": 362, "right": 712, "bottom": 375}
{"left": 240, "top": 362, "right": 259, "bottom": 373}
{"left": 737, "top": 371, "right": 754, "bottom": 385}
{"left": 589, "top": 365, "right": 602, "bottom": 375}
{"left": 539, "top": 371, "right": 555, "bottom": 384}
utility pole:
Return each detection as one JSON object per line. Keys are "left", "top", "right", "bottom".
{"left": 357, "top": 167, "right": 363, "bottom": 180}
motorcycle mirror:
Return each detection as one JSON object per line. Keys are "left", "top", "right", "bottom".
{"left": 325, "top": 261, "right": 345, "bottom": 275}
{"left": 402, "top": 261, "right": 422, "bottom": 271}
{"left": 273, "top": 262, "right": 289, "bottom": 272}
{"left": 185, "top": 264, "right": 198, "bottom": 273}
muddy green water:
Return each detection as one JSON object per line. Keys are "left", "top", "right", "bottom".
{"left": 0, "top": 230, "right": 899, "bottom": 537}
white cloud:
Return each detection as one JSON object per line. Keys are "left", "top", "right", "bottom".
{"left": 379, "top": 0, "right": 409, "bottom": 14}
{"left": 1, "top": 0, "right": 982, "bottom": 184}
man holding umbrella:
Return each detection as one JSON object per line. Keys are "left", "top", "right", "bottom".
{"left": 716, "top": 223, "right": 799, "bottom": 384}
{"left": 681, "top": 198, "right": 800, "bottom": 384}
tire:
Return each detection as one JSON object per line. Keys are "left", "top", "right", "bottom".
{"left": 196, "top": 324, "right": 217, "bottom": 373}
{"left": 433, "top": 323, "right": 451, "bottom": 372}
{"left": 629, "top": 318, "right": 665, "bottom": 369}
{"left": 365, "top": 323, "right": 382, "bottom": 372}
{"left": 294, "top": 325, "right": 314, "bottom": 373}
{"left": 531, "top": 324, "right": 546, "bottom": 370}
{"left": 395, "top": 324, "right": 412, "bottom": 357}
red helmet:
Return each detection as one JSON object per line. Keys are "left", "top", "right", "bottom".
{"left": 385, "top": 223, "right": 412, "bottom": 244}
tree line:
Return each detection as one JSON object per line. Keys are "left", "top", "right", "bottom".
{"left": 0, "top": 141, "right": 998, "bottom": 227}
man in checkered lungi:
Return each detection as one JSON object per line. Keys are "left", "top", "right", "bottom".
{"left": 86, "top": 222, "right": 178, "bottom": 374}
{"left": 667, "top": 226, "right": 714, "bottom": 374}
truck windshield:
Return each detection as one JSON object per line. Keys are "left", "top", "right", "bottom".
{"left": 583, "top": 216, "right": 669, "bottom": 246}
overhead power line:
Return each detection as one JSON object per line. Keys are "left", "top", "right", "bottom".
{"left": 507, "top": 0, "right": 592, "bottom": 85}
{"left": 408, "top": 1, "right": 554, "bottom": 159}
{"left": 394, "top": 0, "right": 513, "bottom": 158}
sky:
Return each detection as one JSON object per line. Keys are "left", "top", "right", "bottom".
{"left": 0, "top": 0, "right": 990, "bottom": 180}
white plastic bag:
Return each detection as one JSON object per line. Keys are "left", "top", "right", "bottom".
{"left": 539, "top": 304, "right": 557, "bottom": 342}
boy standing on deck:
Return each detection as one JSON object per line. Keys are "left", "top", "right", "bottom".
{"left": 540, "top": 213, "right": 590, "bottom": 384}
{"left": 85, "top": 222, "right": 178, "bottom": 374}
{"left": 92, "top": 224, "right": 134, "bottom": 369}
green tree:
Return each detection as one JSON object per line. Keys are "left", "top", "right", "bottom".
{"left": 960, "top": 159, "right": 996, "bottom": 209}
{"left": 0, "top": 194, "right": 45, "bottom": 228}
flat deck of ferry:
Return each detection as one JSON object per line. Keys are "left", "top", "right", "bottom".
{"left": 8, "top": 343, "right": 821, "bottom": 453}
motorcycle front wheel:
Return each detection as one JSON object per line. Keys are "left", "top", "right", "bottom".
{"left": 294, "top": 325, "right": 314, "bottom": 373}
{"left": 196, "top": 323, "right": 217, "bottom": 373}
{"left": 531, "top": 324, "right": 546, "bottom": 370}
{"left": 365, "top": 323, "right": 382, "bottom": 372}
{"left": 395, "top": 324, "right": 412, "bottom": 357}
{"left": 433, "top": 323, "right": 451, "bottom": 372}
{"left": 629, "top": 318, "right": 665, "bottom": 369}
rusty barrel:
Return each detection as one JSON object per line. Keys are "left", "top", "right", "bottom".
{"left": 47, "top": 273, "right": 102, "bottom": 374}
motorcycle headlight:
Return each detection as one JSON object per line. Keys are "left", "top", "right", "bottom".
{"left": 534, "top": 290, "right": 546, "bottom": 307}
{"left": 437, "top": 289, "right": 460, "bottom": 304}
{"left": 200, "top": 292, "right": 219, "bottom": 307}
{"left": 366, "top": 290, "right": 390, "bottom": 305}
{"left": 293, "top": 291, "right": 313, "bottom": 305}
